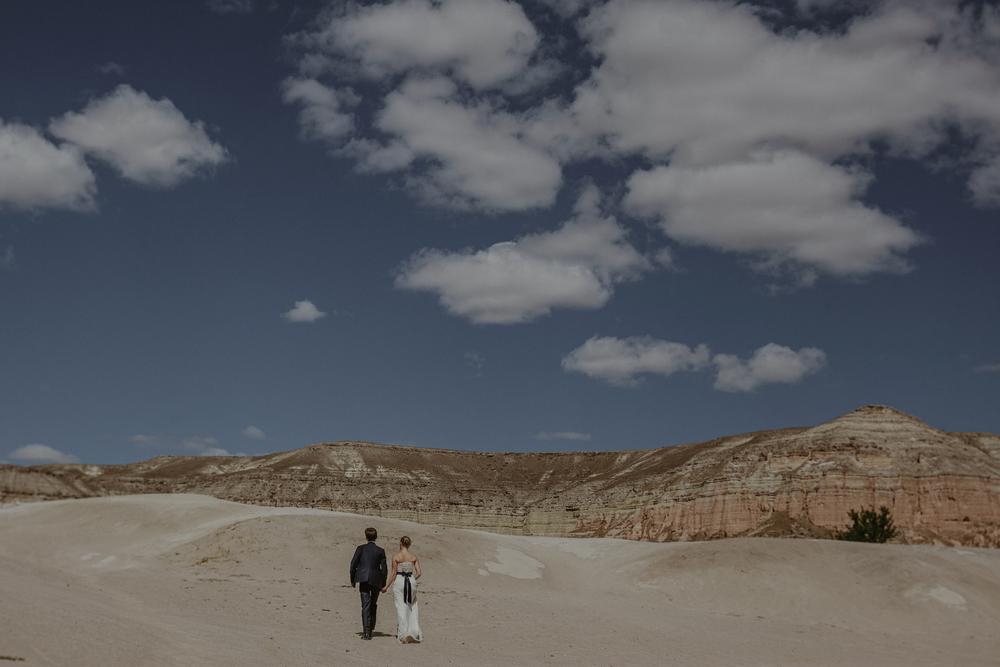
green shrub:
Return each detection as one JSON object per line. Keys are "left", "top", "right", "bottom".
{"left": 837, "top": 505, "right": 898, "bottom": 543}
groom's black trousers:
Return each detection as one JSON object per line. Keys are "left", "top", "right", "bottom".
{"left": 359, "top": 583, "right": 379, "bottom": 633}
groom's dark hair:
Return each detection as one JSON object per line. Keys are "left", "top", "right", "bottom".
{"left": 365, "top": 527, "right": 377, "bottom": 541}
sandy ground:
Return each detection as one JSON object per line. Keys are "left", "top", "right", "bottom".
{"left": 1, "top": 495, "right": 999, "bottom": 666}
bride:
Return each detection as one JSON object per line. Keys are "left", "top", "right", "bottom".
{"left": 381, "top": 535, "right": 422, "bottom": 643}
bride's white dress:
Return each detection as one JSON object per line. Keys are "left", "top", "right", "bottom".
{"left": 392, "top": 561, "right": 422, "bottom": 643}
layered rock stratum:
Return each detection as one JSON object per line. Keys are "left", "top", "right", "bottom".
{"left": 4, "top": 405, "right": 999, "bottom": 546}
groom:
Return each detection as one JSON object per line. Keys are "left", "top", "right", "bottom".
{"left": 349, "top": 527, "right": 387, "bottom": 640}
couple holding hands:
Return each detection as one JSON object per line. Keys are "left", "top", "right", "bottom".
{"left": 349, "top": 527, "right": 423, "bottom": 643}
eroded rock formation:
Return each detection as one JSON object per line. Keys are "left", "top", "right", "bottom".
{"left": 4, "top": 405, "right": 999, "bottom": 546}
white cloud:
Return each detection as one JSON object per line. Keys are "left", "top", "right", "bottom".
{"left": 49, "top": 85, "right": 227, "bottom": 187}
{"left": 534, "top": 431, "right": 592, "bottom": 441}
{"left": 375, "top": 77, "right": 561, "bottom": 210}
{"left": 396, "top": 186, "right": 650, "bottom": 323}
{"left": 653, "top": 247, "right": 676, "bottom": 271}
{"left": 279, "top": 0, "right": 1000, "bottom": 294}
{"left": 129, "top": 433, "right": 160, "bottom": 446}
{"left": 562, "top": 336, "right": 711, "bottom": 387}
{"left": 0, "top": 120, "right": 96, "bottom": 211}
{"left": 573, "top": 0, "right": 1000, "bottom": 167}
{"left": 713, "top": 343, "right": 827, "bottom": 392}
{"left": 302, "top": 0, "right": 539, "bottom": 89}
{"left": 242, "top": 425, "right": 266, "bottom": 440}
{"left": 341, "top": 138, "right": 416, "bottom": 173}
{"left": 282, "top": 77, "right": 355, "bottom": 144}
{"left": 283, "top": 299, "right": 326, "bottom": 323}
{"left": 9, "top": 444, "right": 79, "bottom": 464}
{"left": 626, "top": 150, "right": 921, "bottom": 277}
{"left": 286, "top": 3, "right": 561, "bottom": 210}
{"left": 975, "top": 362, "right": 1000, "bottom": 374}
{"left": 969, "top": 156, "right": 1000, "bottom": 208}
{"left": 563, "top": 337, "right": 826, "bottom": 391}
{"left": 398, "top": 244, "right": 608, "bottom": 324}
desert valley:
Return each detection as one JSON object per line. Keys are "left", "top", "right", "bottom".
{"left": 4, "top": 405, "right": 999, "bottom": 546}
{"left": 7, "top": 1, "right": 1000, "bottom": 663}
{"left": 2, "top": 406, "right": 1000, "bottom": 665}
{"left": 2, "top": 494, "right": 1000, "bottom": 666}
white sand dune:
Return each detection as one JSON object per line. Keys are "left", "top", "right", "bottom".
{"left": 1, "top": 495, "right": 998, "bottom": 666}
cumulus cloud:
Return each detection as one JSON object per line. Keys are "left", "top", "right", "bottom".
{"left": 282, "top": 77, "right": 356, "bottom": 144}
{"left": 534, "top": 431, "right": 592, "bottom": 441}
{"left": 397, "top": 245, "right": 607, "bottom": 324}
{"left": 341, "top": 138, "right": 416, "bottom": 173}
{"left": 285, "top": 75, "right": 561, "bottom": 210}
{"left": 562, "top": 336, "right": 711, "bottom": 386}
{"left": 9, "top": 444, "right": 79, "bottom": 464}
{"left": 287, "top": 0, "right": 561, "bottom": 211}
{"left": 281, "top": 0, "right": 1000, "bottom": 287}
{"left": 0, "top": 120, "right": 96, "bottom": 211}
{"left": 242, "top": 425, "right": 266, "bottom": 440}
{"left": 713, "top": 343, "right": 827, "bottom": 392}
{"left": 969, "top": 157, "right": 1000, "bottom": 207}
{"left": 573, "top": 0, "right": 1000, "bottom": 166}
{"left": 49, "top": 85, "right": 227, "bottom": 187}
{"left": 376, "top": 77, "right": 561, "bottom": 210}
{"left": 625, "top": 151, "right": 921, "bottom": 276}
{"left": 563, "top": 336, "right": 826, "bottom": 390}
{"left": 396, "top": 186, "right": 650, "bottom": 323}
{"left": 300, "top": 0, "right": 539, "bottom": 89}
{"left": 283, "top": 299, "right": 326, "bottom": 323}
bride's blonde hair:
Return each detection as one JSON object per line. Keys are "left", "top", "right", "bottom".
{"left": 400, "top": 536, "right": 412, "bottom": 548}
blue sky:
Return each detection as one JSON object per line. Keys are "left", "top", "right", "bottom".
{"left": 1, "top": 0, "right": 998, "bottom": 464}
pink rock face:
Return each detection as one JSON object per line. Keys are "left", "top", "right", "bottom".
{"left": 3, "top": 405, "right": 999, "bottom": 546}
{"left": 569, "top": 406, "right": 1000, "bottom": 546}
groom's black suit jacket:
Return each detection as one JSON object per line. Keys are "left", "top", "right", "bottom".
{"left": 350, "top": 541, "right": 387, "bottom": 588}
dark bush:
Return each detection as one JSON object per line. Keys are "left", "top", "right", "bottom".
{"left": 837, "top": 505, "right": 898, "bottom": 543}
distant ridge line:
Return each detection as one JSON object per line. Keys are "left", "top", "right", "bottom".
{"left": 3, "top": 404, "right": 998, "bottom": 548}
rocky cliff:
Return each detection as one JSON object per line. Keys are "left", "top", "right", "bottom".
{"left": 4, "top": 405, "right": 999, "bottom": 546}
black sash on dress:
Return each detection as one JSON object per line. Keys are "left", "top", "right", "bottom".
{"left": 399, "top": 571, "right": 415, "bottom": 604}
